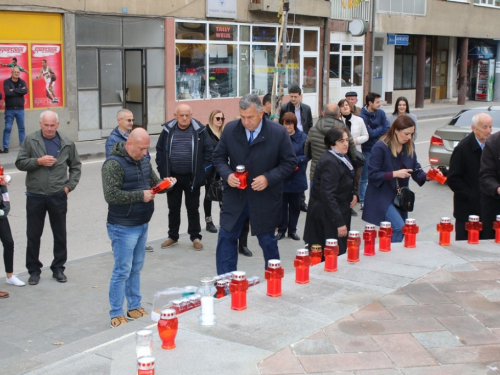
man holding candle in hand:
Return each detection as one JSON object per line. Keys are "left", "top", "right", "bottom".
{"left": 213, "top": 94, "right": 297, "bottom": 274}
{"left": 102, "top": 128, "right": 175, "bottom": 328}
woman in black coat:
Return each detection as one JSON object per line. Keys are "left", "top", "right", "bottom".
{"left": 303, "top": 127, "right": 358, "bottom": 255}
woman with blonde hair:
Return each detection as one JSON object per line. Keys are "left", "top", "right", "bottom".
{"left": 204, "top": 109, "right": 225, "bottom": 233}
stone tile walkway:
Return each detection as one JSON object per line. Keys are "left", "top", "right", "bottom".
{"left": 259, "top": 262, "right": 500, "bottom": 374}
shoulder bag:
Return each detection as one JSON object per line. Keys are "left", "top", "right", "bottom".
{"left": 206, "top": 174, "right": 224, "bottom": 202}
{"left": 392, "top": 157, "right": 415, "bottom": 212}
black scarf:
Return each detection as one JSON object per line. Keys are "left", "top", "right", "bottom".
{"left": 342, "top": 113, "right": 352, "bottom": 131}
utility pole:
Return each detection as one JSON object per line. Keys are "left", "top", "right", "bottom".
{"left": 271, "top": 0, "right": 289, "bottom": 121}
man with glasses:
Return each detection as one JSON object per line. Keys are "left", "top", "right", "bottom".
{"left": 2, "top": 67, "right": 27, "bottom": 153}
{"left": 156, "top": 104, "right": 213, "bottom": 251}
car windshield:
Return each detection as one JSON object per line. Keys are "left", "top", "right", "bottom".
{"left": 449, "top": 109, "right": 500, "bottom": 127}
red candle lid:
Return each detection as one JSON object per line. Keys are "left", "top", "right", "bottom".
{"left": 440, "top": 217, "right": 451, "bottom": 224}
{"left": 171, "top": 299, "right": 182, "bottom": 306}
{"left": 365, "top": 224, "right": 375, "bottom": 231}
{"left": 469, "top": 215, "right": 479, "bottom": 222}
{"left": 380, "top": 221, "right": 392, "bottom": 228}
{"left": 232, "top": 271, "right": 246, "bottom": 280}
{"left": 160, "top": 308, "right": 176, "bottom": 319}
{"left": 137, "top": 356, "right": 155, "bottom": 370}
{"left": 216, "top": 280, "right": 226, "bottom": 287}
{"left": 268, "top": 259, "right": 281, "bottom": 269}
{"left": 236, "top": 165, "right": 246, "bottom": 172}
{"left": 325, "top": 238, "right": 338, "bottom": 246}
{"left": 296, "top": 248, "right": 309, "bottom": 256}
{"left": 348, "top": 230, "right": 360, "bottom": 238}
{"left": 497, "top": 215, "right": 500, "bottom": 221}
{"left": 405, "top": 218, "right": 416, "bottom": 225}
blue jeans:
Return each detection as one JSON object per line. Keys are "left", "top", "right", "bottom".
{"left": 359, "top": 151, "right": 371, "bottom": 204}
{"left": 107, "top": 223, "right": 148, "bottom": 318}
{"left": 4, "top": 109, "right": 25, "bottom": 149}
{"left": 384, "top": 203, "right": 404, "bottom": 243}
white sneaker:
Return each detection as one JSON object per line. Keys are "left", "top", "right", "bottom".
{"left": 6, "top": 275, "right": 25, "bottom": 286}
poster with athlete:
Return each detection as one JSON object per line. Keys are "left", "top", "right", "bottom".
{"left": 31, "top": 44, "right": 63, "bottom": 108}
{"left": 0, "top": 44, "right": 30, "bottom": 110}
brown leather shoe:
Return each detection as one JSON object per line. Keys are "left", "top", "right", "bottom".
{"left": 0, "top": 290, "right": 9, "bottom": 298}
{"left": 161, "top": 238, "right": 178, "bottom": 248}
{"left": 193, "top": 239, "right": 204, "bottom": 250}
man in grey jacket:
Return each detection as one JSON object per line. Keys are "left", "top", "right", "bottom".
{"left": 16, "top": 110, "right": 82, "bottom": 285}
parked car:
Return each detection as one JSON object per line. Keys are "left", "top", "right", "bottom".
{"left": 428, "top": 106, "right": 500, "bottom": 174}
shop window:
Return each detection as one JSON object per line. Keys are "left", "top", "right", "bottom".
{"left": 76, "top": 16, "right": 122, "bottom": 46}
{"left": 329, "top": 55, "right": 340, "bottom": 79}
{"left": 176, "top": 44, "right": 207, "bottom": 99}
{"left": 147, "top": 49, "right": 165, "bottom": 86}
{"left": 285, "top": 46, "right": 300, "bottom": 92}
{"left": 330, "top": 43, "right": 340, "bottom": 52}
{"left": 353, "top": 56, "right": 363, "bottom": 86}
{"left": 252, "top": 27, "right": 277, "bottom": 42}
{"left": 77, "top": 49, "right": 98, "bottom": 89}
{"left": 240, "top": 26, "right": 250, "bottom": 42}
{"left": 123, "top": 18, "right": 164, "bottom": 47}
{"left": 100, "top": 50, "right": 123, "bottom": 104}
{"left": 176, "top": 22, "right": 206, "bottom": 40}
{"left": 287, "top": 28, "right": 300, "bottom": 44}
{"left": 209, "top": 24, "right": 238, "bottom": 41}
{"left": 303, "top": 57, "right": 317, "bottom": 93}
{"left": 252, "top": 45, "right": 276, "bottom": 96}
{"left": 394, "top": 36, "right": 418, "bottom": 90}
{"left": 303, "top": 30, "right": 318, "bottom": 52}
{"left": 239, "top": 45, "right": 251, "bottom": 96}
{"left": 208, "top": 44, "right": 237, "bottom": 98}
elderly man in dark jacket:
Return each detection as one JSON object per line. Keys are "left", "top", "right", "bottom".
{"left": 448, "top": 113, "right": 492, "bottom": 240}
{"left": 155, "top": 104, "right": 213, "bottom": 250}
{"left": 213, "top": 94, "right": 297, "bottom": 274}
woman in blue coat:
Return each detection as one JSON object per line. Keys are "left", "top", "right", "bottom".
{"left": 276, "top": 112, "right": 309, "bottom": 241}
{"left": 361, "top": 115, "right": 428, "bottom": 242}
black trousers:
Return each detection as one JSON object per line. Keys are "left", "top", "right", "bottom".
{"left": 278, "top": 192, "right": 301, "bottom": 235}
{"left": 0, "top": 218, "right": 14, "bottom": 274}
{"left": 26, "top": 192, "right": 67, "bottom": 275}
{"left": 167, "top": 173, "right": 201, "bottom": 241}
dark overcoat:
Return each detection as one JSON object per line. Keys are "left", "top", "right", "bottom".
{"left": 447, "top": 132, "right": 482, "bottom": 222}
{"left": 213, "top": 117, "right": 297, "bottom": 235}
{"left": 283, "top": 130, "right": 309, "bottom": 193}
{"left": 362, "top": 140, "right": 426, "bottom": 226}
{"left": 479, "top": 131, "right": 500, "bottom": 239}
{"left": 303, "top": 150, "right": 356, "bottom": 254}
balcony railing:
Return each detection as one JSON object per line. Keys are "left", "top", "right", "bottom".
{"left": 331, "top": 0, "right": 371, "bottom": 21}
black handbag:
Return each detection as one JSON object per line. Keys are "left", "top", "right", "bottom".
{"left": 392, "top": 157, "right": 415, "bottom": 212}
{"left": 206, "top": 174, "right": 224, "bottom": 202}
{"left": 354, "top": 150, "right": 366, "bottom": 167}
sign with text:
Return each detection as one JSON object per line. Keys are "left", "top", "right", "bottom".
{"left": 31, "top": 44, "right": 63, "bottom": 108}
{"left": 206, "top": 0, "right": 237, "bottom": 19}
{"left": 387, "top": 34, "right": 409, "bottom": 46}
{"left": 0, "top": 44, "right": 30, "bottom": 110}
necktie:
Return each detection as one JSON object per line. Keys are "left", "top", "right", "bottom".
{"left": 248, "top": 131, "right": 255, "bottom": 144}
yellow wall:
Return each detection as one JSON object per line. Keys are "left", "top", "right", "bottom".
{"left": 1, "top": 12, "right": 62, "bottom": 41}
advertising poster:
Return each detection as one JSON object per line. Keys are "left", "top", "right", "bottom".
{"left": 31, "top": 44, "right": 63, "bottom": 108}
{"left": 0, "top": 44, "right": 30, "bottom": 110}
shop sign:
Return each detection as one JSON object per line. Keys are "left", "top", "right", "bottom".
{"left": 387, "top": 34, "right": 409, "bottom": 46}
{"left": 207, "top": 0, "right": 237, "bottom": 19}
{"left": 213, "top": 25, "right": 233, "bottom": 40}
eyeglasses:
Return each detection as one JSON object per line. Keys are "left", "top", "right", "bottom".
{"left": 215, "top": 117, "right": 225, "bottom": 121}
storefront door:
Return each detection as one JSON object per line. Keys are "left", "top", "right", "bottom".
{"left": 435, "top": 49, "right": 448, "bottom": 100}
{"left": 125, "top": 49, "right": 146, "bottom": 127}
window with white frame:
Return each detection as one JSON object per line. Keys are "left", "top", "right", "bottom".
{"left": 474, "top": 0, "right": 500, "bottom": 7}
{"left": 378, "top": 0, "right": 426, "bottom": 15}
{"left": 175, "top": 21, "right": 319, "bottom": 100}
{"left": 329, "top": 42, "right": 363, "bottom": 87}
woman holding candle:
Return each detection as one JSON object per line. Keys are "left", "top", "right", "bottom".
{"left": 204, "top": 109, "right": 225, "bottom": 234}
{"left": 276, "top": 112, "right": 309, "bottom": 241}
{"left": 303, "top": 127, "right": 357, "bottom": 255}
{"left": 387, "top": 97, "right": 418, "bottom": 141}
{"left": 362, "top": 115, "right": 431, "bottom": 242}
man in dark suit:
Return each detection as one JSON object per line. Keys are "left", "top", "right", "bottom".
{"left": 479, "top": 114, "right": 500, "bottom": 239}
{"left": 213, "top": 94, "right": 297, "bottom": 274}
{"left": 448, "top": 113, "right": 492, "bottom": 240}
{"left": 279, "top": 85, "right": 313, "bottom": 134}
